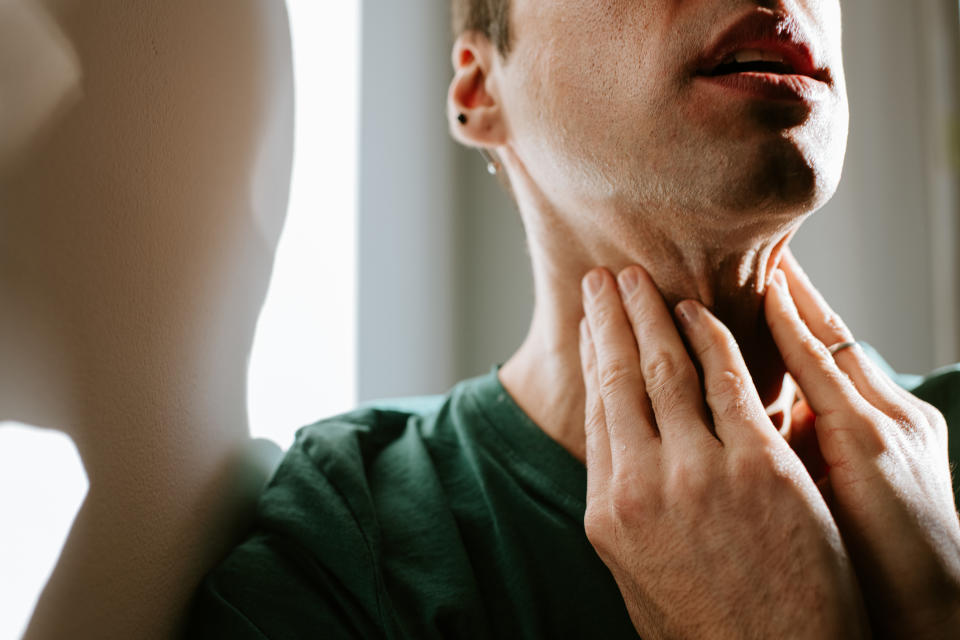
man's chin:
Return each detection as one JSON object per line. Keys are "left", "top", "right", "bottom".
{"left": 717, "top": 141, "right": 839, "bottom": 219}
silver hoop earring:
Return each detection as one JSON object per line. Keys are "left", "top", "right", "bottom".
{"left": 478, "top": 148, "right": 500, "bottom": 176}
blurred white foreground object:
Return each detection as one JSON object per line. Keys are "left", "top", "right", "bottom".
{"left": 0, "top": 0, "right": 80, "bottom": 167}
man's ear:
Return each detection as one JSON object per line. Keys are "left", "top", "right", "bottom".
{"left": 447, "top": 31, "right": 507, "bottom": 148}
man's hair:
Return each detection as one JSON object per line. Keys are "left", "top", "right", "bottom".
{"left": 451, "top": 0, "right": 511, "bottom": 55}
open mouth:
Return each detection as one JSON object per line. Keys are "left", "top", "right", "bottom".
{"left": 693, "top": 12, "right": 832, "bottom": 102}
{"left": 696, "top": 43, "right": 827, "bottom": 82}
{"left": 703, "top": 49, "right": 797, "bottom": 77}
{"left": 694, "top": 44, "right": 830, "bottom": 103}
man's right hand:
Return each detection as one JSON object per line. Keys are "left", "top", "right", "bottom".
{"left": 579, "top": 265, "right": 868, "bottom": 639}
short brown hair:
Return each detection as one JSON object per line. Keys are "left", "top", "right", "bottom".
{"left": 451, "top": 0, "right": 512, "bottom": 55}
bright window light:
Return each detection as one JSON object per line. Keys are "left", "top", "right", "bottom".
{"left": 247, "top": 1, "right": 360, "bottom": 449}
{"left": 0, "top": 425, "right": 87, "bottom": 640}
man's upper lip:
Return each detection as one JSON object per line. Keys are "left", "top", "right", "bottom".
{"left": 695, "top": 11, "right": 829, "bottom": 83}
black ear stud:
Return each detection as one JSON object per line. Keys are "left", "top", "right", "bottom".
{"left": 457, "top": 113, "right": 468, "bottom": 125}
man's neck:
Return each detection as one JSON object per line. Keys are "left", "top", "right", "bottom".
{"left": 499, "top": 193, "right": 800, "bottom": 463}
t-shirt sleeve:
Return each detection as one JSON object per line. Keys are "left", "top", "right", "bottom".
{"left": 185, "top": 533, "right": 378, "bottom": 640}
{"left": 184, "top": 419, "right": 393, "bottom": 639}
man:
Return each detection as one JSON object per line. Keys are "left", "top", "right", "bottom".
{"left": 188, "top": 1, "right": 960, "bottom": 637}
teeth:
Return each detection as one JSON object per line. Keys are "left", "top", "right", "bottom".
{"left": 724, "top": 49, "right": 787, "bottom": 64}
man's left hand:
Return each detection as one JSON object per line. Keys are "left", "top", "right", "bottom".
{"left": 766, "top": 251, "right": 960, "bottom": 638}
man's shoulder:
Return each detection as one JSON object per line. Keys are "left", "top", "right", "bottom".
{"left": 909, "top": 364, "right": 960, "bottom": 418}
{"left": 268, "top": 392, "right": 459, "bottom": 519}
{"left": 359, "top": 393, "right": 448, "bottom": 416}
{"left": 248, "top": 371, "right": 503, "bottom": 545}
{"left": 283, "top": 378, "right": 481, "bottom": 474}
{"left": 286, "top": 402, "right": 426, "bottom": 469}
{"left": 186, "top": 385, "right": 477, "bottom": 638}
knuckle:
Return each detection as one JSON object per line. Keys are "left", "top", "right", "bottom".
{"left": 787, "top": 342, "right": 852, "bottom": 392}
{"left": 911, "top": 407, "right": 948, "bottom": 449}
{"left": 823, "top": 311, "right": 851, "bottom": 341}
{"left": 781, "top": 333, "right": 830, "bottom": 374}
{"left": 584, "top": 511, "right": 617, "bottom": 560}
{"left": 890, "top": 404, "right": 928, "bottom": 434}
{"left": 650, "top": 382, "right": 685, "bottom": 419}
{"left": 912, "top": 398, "right": 948, "bottom": 439}
{"left": 598, "top": 358, "right": 638, "bottom": 395}
{"left": 609, "top": 476, "right": 648, "bottom": 522}
{"left": 609, "top": 488, "right": 639, "bottom": 518}
{"left": 583, "top": 505, "right": 610, "bottom": 545}
{"left": 610, "top": 493, "right": 640, "bottom": 521}
{"left": 584, "top": 411, "right": 606, "bottom": 440}
{"left": 800, "top": 331, "right": 831, "bottom": 360}
{"left": 930, "top": 409, "right": 949, "bottom": 441}
{"left": 590, "top": 302, "right": 620, "bottom": 330}
{"left": 709, "top": 369, "right": 750, "bottom": 417}
{"left": 643, "top": 352, "right": 694, "bottom": 396}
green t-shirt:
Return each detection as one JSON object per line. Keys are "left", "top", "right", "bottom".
{"left": 186, "top": 359, "right": 960, "bottom": 639}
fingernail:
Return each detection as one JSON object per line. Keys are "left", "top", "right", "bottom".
{"left": 774, "top": 270, "right": 787, "bottom": 288}
{"left": 583, "top": 270, "right": 604, "bottom": 298}
{"left": 617, "top": 267, "right": 640, "bottom": 295}
{"left": 675, "top": 300, "right": 699, "bottom": 327}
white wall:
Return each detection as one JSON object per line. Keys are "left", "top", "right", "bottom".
{"left": 791, "top": 0, "right": 960, "bottom": 374}
{"left": 356, "top": 0, "right": 459, "bottom": 401}
{"left": 453, "top": 148, "right": 532, "bottom": 380}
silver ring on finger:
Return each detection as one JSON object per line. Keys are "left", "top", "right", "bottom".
{"left": 828, "top": 340, "right": 859, "bottom": 358}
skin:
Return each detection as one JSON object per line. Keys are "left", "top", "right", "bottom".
{"left": 768, "top": 253, "right": 960, "bottom": 637}
{"left": 448, "top": 0, "right": 960, "bottom": 635}
{"left": 449, "top": 0, "right": 848, "bottom": 460}
{"left": 580, "top": 259, "right": 960, "bottom": 637}
{"left": 579, "top": 265, "right": 867, "bottom": 638}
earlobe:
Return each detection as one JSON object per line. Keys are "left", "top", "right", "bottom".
{"left": 447, "top": 32, "right": 507, "bottom": 149}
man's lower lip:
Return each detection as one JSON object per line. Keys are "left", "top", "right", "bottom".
{"left": 695, "top": 72, "right": 830, "bottom": 102}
